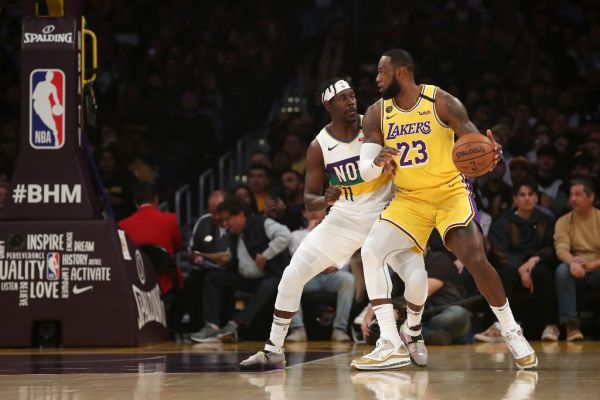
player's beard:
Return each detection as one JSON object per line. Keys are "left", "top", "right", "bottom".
{"left": 382, "top": 77, "right": 400, "bottom": 100}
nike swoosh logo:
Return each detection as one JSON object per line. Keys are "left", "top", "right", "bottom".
{"left": 327, "top": 144, "right": 339, "bottom": 151}
{"left": 72, "top": 285, "right": 93, "bottom": 295}
{"left": 386, "top": 114, "right": 397, "bottom": 120}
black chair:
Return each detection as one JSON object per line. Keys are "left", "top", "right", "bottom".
{"left": 139, "top": 244, "right": 186, "bottom": 339}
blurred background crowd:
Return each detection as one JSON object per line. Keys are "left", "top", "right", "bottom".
{"left": 1, "top": 0, "right": 599, "bottom": 343}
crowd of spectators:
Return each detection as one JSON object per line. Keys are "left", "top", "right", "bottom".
{"left": 0, "top": 0, "right": 599, "bottom": 341}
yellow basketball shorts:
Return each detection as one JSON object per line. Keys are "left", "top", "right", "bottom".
{"left": 379, "top": 175, "right": 479, "bottom": 252}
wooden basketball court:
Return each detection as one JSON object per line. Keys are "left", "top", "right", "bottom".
{"left": 0, "top": 341, "right": 598, "bottom": 399}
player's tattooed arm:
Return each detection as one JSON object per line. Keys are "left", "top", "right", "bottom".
{"left": 435, "top": 89, "right": 479, "bottom": 137}
{"left": 436, "top": 88, "right": 502, "bottom": 169}
{"left": 362, "top": 100, "right": 385, "bottom": 145}
{"left": 304, "top": 139, "right": 340, "bottom": 211}
{"left": 362, "top": 100, "right": 398, "bottom": 173}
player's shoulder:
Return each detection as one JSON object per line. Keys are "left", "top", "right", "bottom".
{"left": 365, "top": 99, "right": 383, "bottom": 115}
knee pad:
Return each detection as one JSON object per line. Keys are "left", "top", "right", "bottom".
{"left": 404, "top": 268, "right": 428, "bottom": 306}
{"left": 275, "top": 247, "right": 330, "bottom": 311}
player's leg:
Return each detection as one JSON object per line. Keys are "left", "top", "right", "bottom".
{"left": 387, "top": 250, "right": 429, "bottom": 367}
{"left": 445, "top": 222, "right": 537, "bottom": 369}
{"left": 351, "top": 221, "right": 427, "bottom": 370}
{"left": 241, "top": 213, "right": 367, "bottom": 370}
{"left": 438, "top": 179, "right": 537, "bottom": 369}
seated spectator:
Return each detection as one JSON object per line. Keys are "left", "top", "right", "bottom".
{"left": 554, "top": 179, "right": 600, "bottom": 341}
{"left": 509, "top": 156, "right": 533, "bottom": 187}
{"left": 97, "top": 146, "right": 137, "bottom": 220}
{"left": 189, "top": 190, "right": 231, "bottom": 265}
{"left": 190, "top": 197, "right": 291, "bottom": 343}
{"left": 281, "top": 132, "right": 307, "bottom": 175}
{"left": 281, "top": 169, "right": 305, "bottom": 224}
{"left": 286, "top": 208, "right": 354, "bottom": 342}
{"left": 187, "top": 190, "right": 231, "bottom": 330}
{"left": 360, "top": 248, "right": 471, "bottom": 346}
{"left": 263, "top": 171, "right": 305, "bottom": 231}
{"left": 247, "top": 164, "right": 272, "bottom": 214}
{"left": 0, "top": 180, "right": 8, "bottom": 219}
{"left": 234, "top": 185, "right": 258, "bottom": 213}
{"left": 483, "top": 178, "right": 559, "bottom": 341}
{"left": 552, "top": 153, "right": 596, "bottom": 216}
{"left": 535, "top": 145, "right": 563, "bottom": 211}
{"left": 118, "top": 183, "right": 185, "bottom": 336}
{"left": 249, "top": 150, "right": 273, "bottom": 170}
{"left": 476, "top": 159, "right": 512, "bottom": 219}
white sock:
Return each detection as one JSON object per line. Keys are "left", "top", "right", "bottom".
{"left": 490, "top": 299, "right": 519, "bottom": 332}
{"left": 373, "top": 303, "right": 402, "bottom": 347}
{"left": 406, "top": 306, "right": 424, "bottom": 335}
{"left": 266, "top": 315, "right": 291, "bottom": 350}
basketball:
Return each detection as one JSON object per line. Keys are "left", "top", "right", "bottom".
{"left": 52, "top": 104, "right": 63, "bottom": 116}
{"left": 452, "top": 133, "right": 496, "bottom": 177}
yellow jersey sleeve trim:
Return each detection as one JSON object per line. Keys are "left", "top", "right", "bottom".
{"left": 432, "top": 86, "right": 451, "bottom": 128}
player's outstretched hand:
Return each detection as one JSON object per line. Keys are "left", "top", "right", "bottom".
{"left": 324, "top": 185, "right": 342, "bottom": 205}
{"left": 486, "top": 129, "right": 503, "bottom": 172}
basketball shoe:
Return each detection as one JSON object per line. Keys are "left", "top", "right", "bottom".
{"left": 502, "top": 325, "right": 538, "bottom": 369}
{"left": 399, "top": 322, "right": 428, "bottom": 367}
{"left": 351, "top": 338, "right": 411, "bottom": 370}
{"left": 240, "top": 350, "right": 286, "bottom": 371}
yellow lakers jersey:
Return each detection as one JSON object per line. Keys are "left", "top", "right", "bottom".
{"left": 381, "top": 84, "right": 460, "bottom": 191}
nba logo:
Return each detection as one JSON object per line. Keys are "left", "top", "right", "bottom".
{"left": 46, "top": 252, "right": 61, "bottom": 280}
{"left": 30, "top": 69, "right": 65, "bottom": 149}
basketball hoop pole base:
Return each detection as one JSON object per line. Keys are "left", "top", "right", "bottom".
{"left": 0, "top": 1, "right": 168, "bottom": 347}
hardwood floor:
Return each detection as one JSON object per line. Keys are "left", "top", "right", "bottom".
{"left": 0, "top": 341, "right": 598, "bottom": 399}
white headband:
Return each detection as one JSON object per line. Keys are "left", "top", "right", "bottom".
{"left": 321, "top": 80, "right": 351, "bottom": 103}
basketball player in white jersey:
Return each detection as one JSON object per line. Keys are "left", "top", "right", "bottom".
{"left": 240, "top": 78, "right": 411, "bottom": 370}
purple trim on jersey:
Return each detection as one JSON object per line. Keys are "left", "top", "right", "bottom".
{"left": 379, "top": 216, "right": 425, "bottom": 252}
{"left": 441, "top": 174, "right": 480, "bottom": 241}
{"left": 324, "top": 155, "right": 359, "bottom": 175}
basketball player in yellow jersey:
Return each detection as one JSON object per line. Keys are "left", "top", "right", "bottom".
{"left": 353, "top": 49, "right": 537, "bottom": 371}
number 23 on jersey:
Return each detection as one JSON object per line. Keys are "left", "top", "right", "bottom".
{"left": 395, "top": 140, "right": 429, "bottom": 168}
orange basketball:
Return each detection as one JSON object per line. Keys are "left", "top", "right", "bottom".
{"left": 452, "top": 133, "right": 496, "bottom": 177}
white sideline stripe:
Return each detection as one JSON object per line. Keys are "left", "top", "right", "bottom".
{"left": 286, "top": 351, "right": 354, "bottom": 369}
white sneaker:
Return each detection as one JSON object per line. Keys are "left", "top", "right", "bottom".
{"left": 350, "top": 338, "right": 410, "bottom": 370}
{"left": 541, "top": 324, "right": 559, "bottom": 341}
{"left": 474, "top": 322, "right": 504, "bottom": 343}
{"left": 399, "top": 322, "right": 428, "bottom": 367}
{"left": 502, "top": 326, "right": 538, "bottom": 370}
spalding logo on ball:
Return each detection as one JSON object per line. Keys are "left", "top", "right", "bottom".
{"left": 452, "top": 133, "right": 496, "bottom": 177}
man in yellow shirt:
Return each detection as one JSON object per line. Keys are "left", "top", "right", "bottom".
{"left": 554, "top": 179, "right": 600, "bottom": 341}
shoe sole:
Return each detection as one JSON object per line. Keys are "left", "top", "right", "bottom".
{"left": 408, "top": 354, "right": 428, "bottom": 368}
{"left": 190, "top": 336, "right": 220, "bottom": 343}
{"left": 218, "top": 332, "right": 238, "bottom": 343}
{"left": 516, "top": 359, "right": 538, "bottom": 370}
{"left": 473, "top": 334, "right": 504, "bottom": 343}
{"left": 541, "top": 337, "right": 558, "bottom": 342}
{"left": 351, "top": 358, "right": 411, "bottom": 371}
